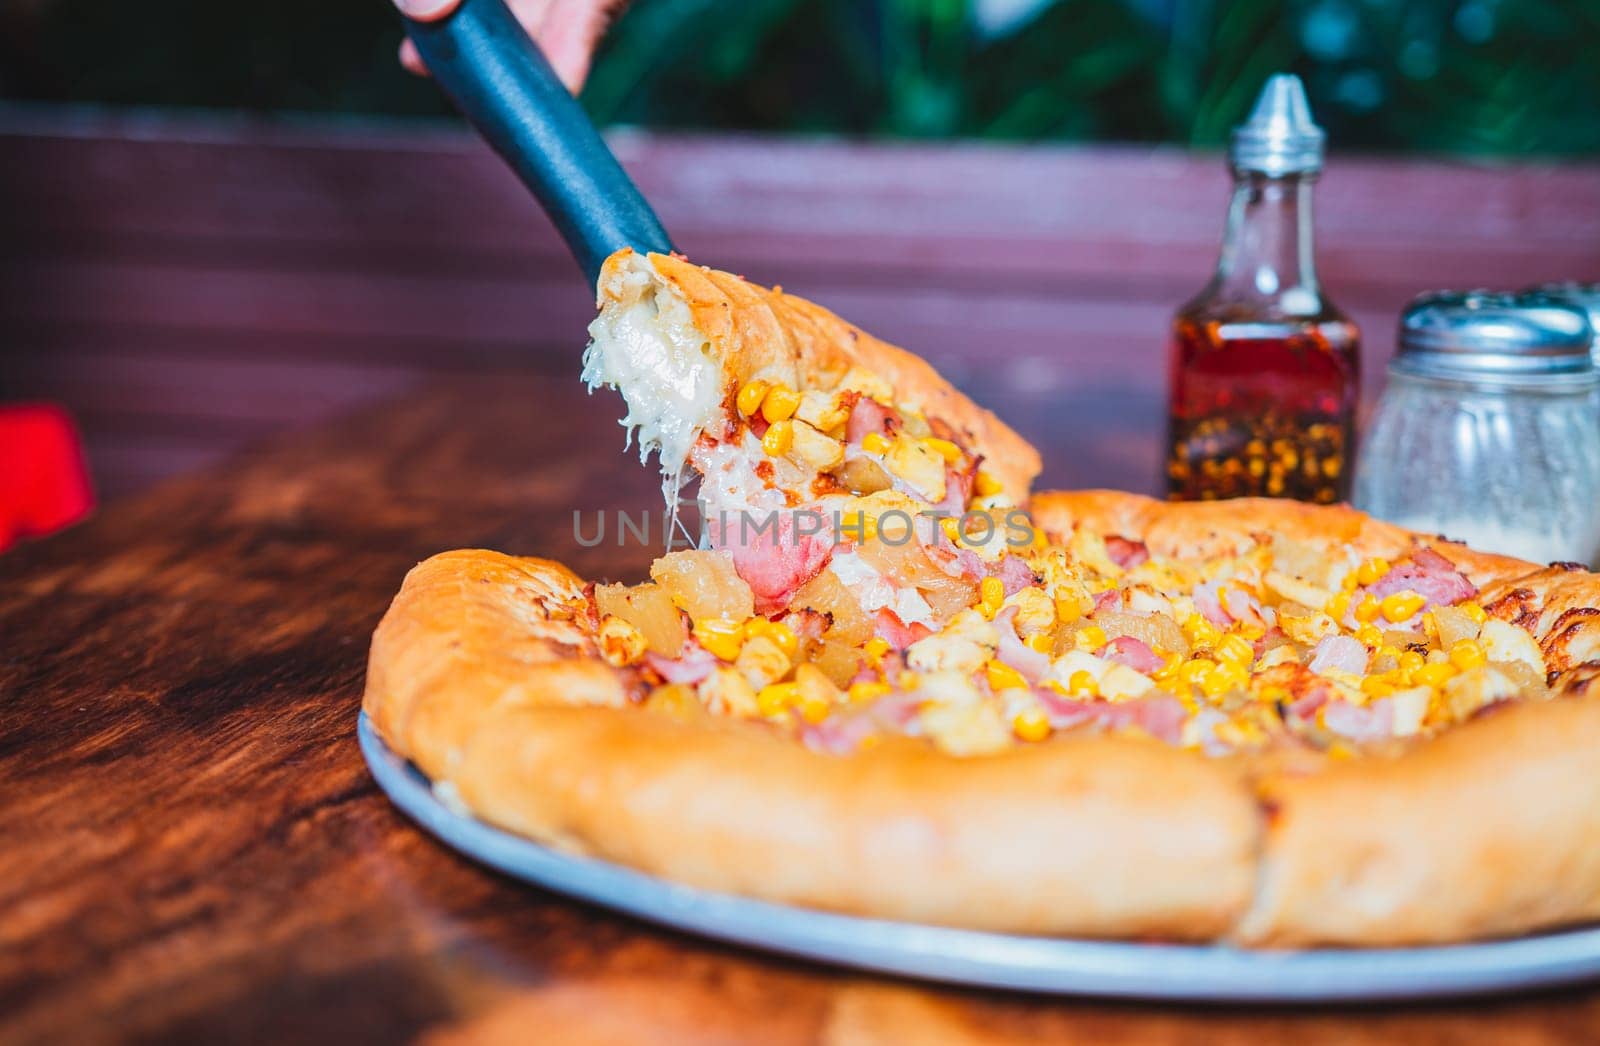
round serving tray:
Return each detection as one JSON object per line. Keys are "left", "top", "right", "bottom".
{"left": 359, "top": 713, "right": 1600, "bottom": 1002}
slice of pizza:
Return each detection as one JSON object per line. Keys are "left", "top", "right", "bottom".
{"left": 364, "top": 249, "right": 1600, "bottom": 948}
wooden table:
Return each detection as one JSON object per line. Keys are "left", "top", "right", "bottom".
{"left": 5, "top": 374, "right": 1600, "bottom": 1043}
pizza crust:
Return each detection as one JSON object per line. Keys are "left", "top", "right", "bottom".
{"left": 1236, "top": 695, "right": 1600, "bottom": 946}
{"left": 365, "top": 508, "right": 1600, "bottom": 946}
{"left": 366, "top": 548, "right": 1257, "bottom": 939}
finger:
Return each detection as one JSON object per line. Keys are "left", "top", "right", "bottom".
{"left": 536, "top": 0, "right": 630, "bottom": 92}
{"left": 393, "top": 0, "right": 460, "bottom": 20}
{"left": 398, "top": 38, "right": 430, "bottom": 77}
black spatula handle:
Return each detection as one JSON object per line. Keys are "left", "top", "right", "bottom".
{"left": 402, "top": 0, "right": 674, "bottom": 284}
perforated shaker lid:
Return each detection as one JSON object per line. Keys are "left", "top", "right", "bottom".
{"left": 1523, "top": 282, "right": 1600, "bottom": 358}
{"left": 1393, "top": 290, "right": 1597, "bottom": 385}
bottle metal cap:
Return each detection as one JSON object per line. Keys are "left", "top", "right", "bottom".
{"left": 1230, "top": 74, "right": 1325, "bottom": 177}
{"left": 1393, "top": 290, "right": 1598, "bottom": 386}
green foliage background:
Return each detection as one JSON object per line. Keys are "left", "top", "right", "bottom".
{"left": 4, "top": 0, "right": 1598, "bottom": 155}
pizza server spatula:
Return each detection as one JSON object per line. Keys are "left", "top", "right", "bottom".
{"left": 401, "top": 0, "right": 675, "bottom": 284}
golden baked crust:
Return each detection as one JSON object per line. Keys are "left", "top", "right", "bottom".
{"left": 599, "top": 251, "right": 1042, "bottom": 500}
{"left": 365, "top": 499, "right": 1600, "bottom": 946}
{"left": 367, "top": 548, "right": 1256, "bottom": 940}
{"left": 1029, "top": 489, "right": 1600, "bottom": 945}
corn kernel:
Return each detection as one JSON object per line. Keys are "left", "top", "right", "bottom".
{"left": 1361, "top": 675, "right": 1396, "bottom": 698}
{"left": 796, "top": 691, "right": 833, "bottom": 724}
{"left": 848, "top": 680, "right": 893, "bottom": 704}
{"left": 940, "top": 517, "right": 961, "bottom": 543}
{"left": 1013, "top": 708, "right": 1052, "bottom": 742}
{"left": 1216, "top": 633, "right": 1255, "bottom": 668}
{"left": 1380, "top": 590, "right": 1427, "bottom": 623}
{"left": 762, "top": 419, "right": 794, "bottom": 456}
{"left": 1356, "top": 557, "right": 1391, "bottom": 586}
{"left": 974, "top": 470, "right": 1003, "bottom": 497}
{"left": 1235, "top": 621, "right": 1266, "bottom": 641}
{"left": 923, "top": 437, "right": 963, "bottom": 464}
{"left": 1353, "top": 595, "right": 1380, "bottom": 623}
{"left": 744, "top": 617, "right": 799, "bottom": 659}
{"left": 1398, "top": 650, "right": 1426, "bottom": 682}
{"left": 1075, "top": 625, "right": 1108, "bottom": 651}
{"left": 1356, "top": 624, "right": 1383, "bottom": 648}
{"left": 864, "top": 637, "right": 891, "bottom": 666}
{"left": 1462, "top": 601, "right": 1488, "bottom": 625}
{"left": 1340, "top": 570, "right": 1360, "bottom": 591}
{"left": 1067, "top": 670, "right": 1098, "bottom": 696}
{"left": 1413, "top": 662, "right": 1457, "bottom": 689}
{"left": 759, "top": 383, "right": 801, "bottom": 424}
{"left": 693, "top": 617, "right": 747, "bottom": 662}
{"left": 979, "top": 576, "right": 1005, "bottom": 619}
{"left": 756, "top": 682, "right": 798, "bottom": 716}
{"left": 862, "top": 431, "right": 892, "bottom": 455}
{"left": 1201, "top": 662, "right": 1247, "bottom": 699}
{"left": 1179, "top": 657, "right": 1217, "bottom": 688}
{"left": 1325, "top": 591, "right": 1353, "bottom": 622}
{"left": 1024, "top": 631, "right": 1054, "bottom": 654}
{"left": 985, "top": 660, "right": 1029, "bottom": 691}
{"left": 1449, "top": 639, "right": 1487, "bottom": 671}
{"left": 898, "top": 671, "right": 921, "bottom": 690}
{"left": 736, "top": 379, "right": 770, "bottom": 417}
{"left": 1182, "top": 614, "right": 1222, "bottom": 649}
{"left": 1055, "top": 593, "right": 1087, "bottom": 625}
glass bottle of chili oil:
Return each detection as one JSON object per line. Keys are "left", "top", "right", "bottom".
{"left": 1165, "top": 74, "right": 1359, "bottom": 503}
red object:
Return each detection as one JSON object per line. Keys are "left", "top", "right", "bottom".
{"left": 0, "top": 404, "right": 95, "bottom": 551}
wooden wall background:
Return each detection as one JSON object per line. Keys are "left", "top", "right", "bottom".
{"left": 3, "top": 107, "right": 1599, "bottom": 501}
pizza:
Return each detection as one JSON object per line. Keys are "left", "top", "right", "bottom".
{"left": 364, "top": 249, "right": 1600, "bottom": 948}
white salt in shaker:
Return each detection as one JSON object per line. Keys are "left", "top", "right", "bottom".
{"left": 1353, "top": 291, "right": 1600, "bottom": 566}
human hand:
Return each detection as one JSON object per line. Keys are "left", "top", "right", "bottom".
{"left": 394, "top": 0, "right": 626, "bottom": 92}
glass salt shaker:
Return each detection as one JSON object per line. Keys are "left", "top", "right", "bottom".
{"left": 1353, "top": 291, "right": 1600, "bottom": 566}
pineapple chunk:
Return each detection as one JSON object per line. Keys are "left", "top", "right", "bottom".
{"left": 1430, "top": 604, "right": 1481, "bottom": 648}
{"left": 786, "top": 420, "right": 845, "bottom": 471}
{"left": 698, "top": 667, "right": 760, "bottom": 717}
{"left": 594, "top": 582, "right": 684, "bottom": 656}
{"left": 1263, "top": 570, "right": 1334, "bottom": 611}
{"left": 882, "top": 436, "right": 947, "bottom": 502}
{"left": 810, "top": 638, "right": 864, "bottom": 687}
{"left": 792, "top": 568, "right": 872, "bottom": 646}
{"left": 795, "top": 390, "right": 849, "bottom": 435}
{"left": 1479, "top": 619, "right": 1546, "bottom": 675}
{"left": 650, "top": 550, "right": 754, "bottom": 623}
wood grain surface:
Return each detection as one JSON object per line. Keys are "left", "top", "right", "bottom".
{"left": 3, "top": 374, "right": 1599, "bottom": 1043}
{"left": 3, "top": 111, "right": 1599, "bottom": 499}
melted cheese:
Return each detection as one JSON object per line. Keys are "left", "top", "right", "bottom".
{"left": 583, "top": 261, "right": 722, "bottom": 491}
